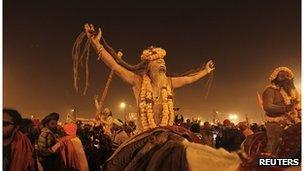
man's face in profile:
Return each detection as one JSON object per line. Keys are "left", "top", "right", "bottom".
{"left": 3, "top": 113, "right": 19, "bottom": 146}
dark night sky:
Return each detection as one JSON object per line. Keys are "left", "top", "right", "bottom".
{"left": 3, "top": 0, "right": 301, "bottom": 123}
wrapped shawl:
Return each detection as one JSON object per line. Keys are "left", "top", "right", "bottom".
{"left": 10, "top": 131, "right": 37, "bottom": 171}
{"left": 59, "top": 123, "right": 89, "bottom": 171}
{"left": 60, "top": 136, "right": 80, "bottom": 170}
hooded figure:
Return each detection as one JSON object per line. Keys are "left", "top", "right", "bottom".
{"left": 59, "top": 123, "right": 89, "bottom": 171}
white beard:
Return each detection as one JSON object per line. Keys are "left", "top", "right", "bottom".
{"left": 150, "top": 71, "right": 168, "bottom": 90}
{"left": 158, "top": 73, "right": 168, "bottom": 88}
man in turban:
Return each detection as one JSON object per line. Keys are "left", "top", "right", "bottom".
{"left": 84, "top": 24, "right": 215, "bottom": 131}
{"left": 82, "top": 24, "right": 245, "bottom": 171}
{"left": 262, "top": 67, "right": 301, "bottom": 155}
{"left": 37, "top": 112, "right": 63, "bottom": 171}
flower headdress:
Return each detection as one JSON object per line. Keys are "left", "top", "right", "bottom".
{"left": 269, "top": 67, "right": 294, "bottom": 81}
{"left": 140, "top": 46, "right": 166, "bottom": 61}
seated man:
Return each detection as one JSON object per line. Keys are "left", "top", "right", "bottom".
{"left": 3, "top": 108, "right": 37, "bottom": 171}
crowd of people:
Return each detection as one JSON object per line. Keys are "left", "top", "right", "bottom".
{"left": 3, "top": 107, "right": 268, "bottom": 171}
{"left": 174, "top": 114, "right": 266, "bottom": 152}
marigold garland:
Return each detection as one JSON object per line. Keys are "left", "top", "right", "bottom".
{"left": 267, "top": 84, "right": 301, "bottom": 123}
{"left": 269, "top": 67, "right": 294, "bottom": 81}
{"left": 139, "top": 74, "right": 175, "bottom": 130}
{"left": 268, "top": 84, "right": 300, "bottom": 105}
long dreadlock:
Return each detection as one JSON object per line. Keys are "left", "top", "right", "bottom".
{"left": 72, "top": 30, "right": 214, "bottom": 98}
{"left": 72, "top": 31, "right": 147, "bottom": 95}
{"left": 72, "top": 32, "right": 91, "bottom": 95}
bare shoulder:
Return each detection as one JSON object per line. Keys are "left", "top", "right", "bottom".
{"left": 262, "top": 86, "right": 276, "bottom": 97}
{"left": 263, "top": 86, "right": 276, "bottom": 93}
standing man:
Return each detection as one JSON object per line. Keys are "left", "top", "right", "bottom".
{"left": 3, "top": 108, "right": 37, "bottom": 171}
{"left": 37, "top": 112, "right": 63, "bottom": 171}
{"left": 99, "top": 108, "right": 114, "bottom": 135}
{"left": 262, "top": 67, "right": 301, "bottom": 155}
{"left": 111, "top": 119, "right": 129, "bottom": 147}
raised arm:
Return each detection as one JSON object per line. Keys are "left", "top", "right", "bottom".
{"left": 84, "top": 24, "right": 139, "bottom": 85}
{"left": 171, "top": 60, "right": 215, "bottom": 89}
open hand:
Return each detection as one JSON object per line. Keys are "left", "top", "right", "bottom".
{"left": 84, "top": 23, "right": 102, "bottom": 49}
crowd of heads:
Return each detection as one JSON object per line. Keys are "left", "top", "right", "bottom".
{"left": 173, "top": 114, "right": 266, "bottom": 152}
{"left": 3, "top": 107, "right": 267, "bottom": 170}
